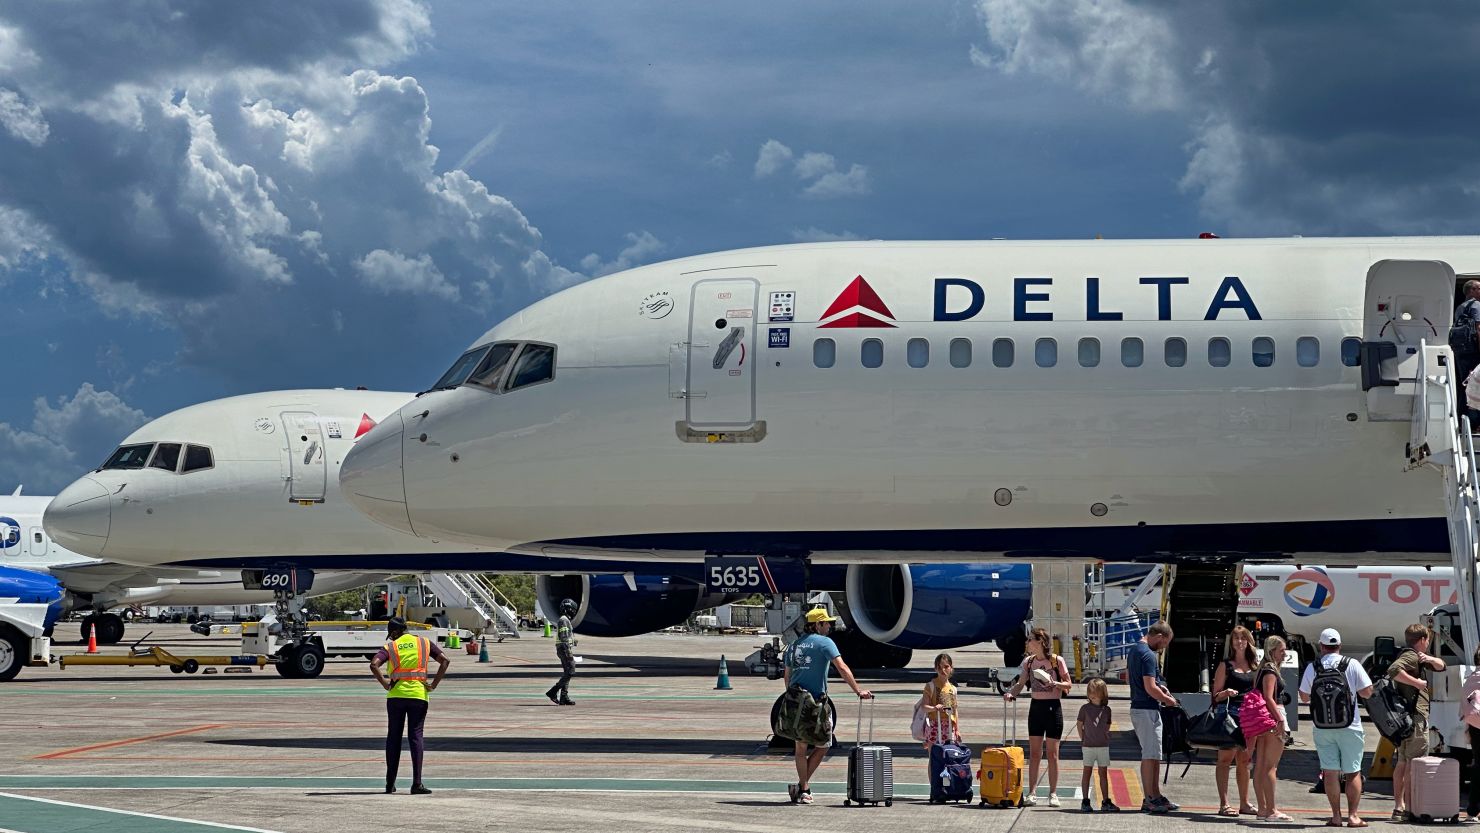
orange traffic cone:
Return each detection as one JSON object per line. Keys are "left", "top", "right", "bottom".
{"left": 86, "top": 628, "right": 98, "bottom": 654}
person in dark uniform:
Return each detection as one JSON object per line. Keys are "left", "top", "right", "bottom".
{"left": 1453, "top": 280, "right": 1480, "bottom": 423}
{"left": 370, "top": 616, "right": 450, "bottom": 794}
{"left": 546, "top": 598, "right": 578, "bottom": 705}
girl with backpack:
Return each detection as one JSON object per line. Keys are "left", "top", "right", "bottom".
{"left": 920, "top": 652, "right": 960, "bottom": 748}
{"left": 1242, "top": 636, "right": 1291, "bottom": 822}
{"left": 1211, "top": 625, "right": 1257, "bottom": 817}
{"left": 1005, "top": 627, "right": 1072, "bottom": 806}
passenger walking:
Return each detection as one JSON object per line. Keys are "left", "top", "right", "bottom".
{"left": 1452, "top": 280, "right": 1480, "bottom": 423}
{"left": 1127, "top": 621, "right": 1180, "bottom": 814}
{"left": 1389, "top": 623, "right": 1447, "bottom": 823}
{"left": 920, "top": 652, "right": 960, "bottom": 749}
{"left": 781, "top": 607, "right": 872, "bottom": 805}
{"left": 1247, "top": 635, "right": 1291, "bottom": 822}
{"left": 1460, "top": 648, "right": 1480, "bottom": 821}
{"left": 545, "top": 598, "right": 578, "bottom": 705}
{"left": 1076, "top": 678, "right": 1120, "bottom": 813}
{"left": 1004, "top": 627, "right": 1072, "bottom": 807}
{"left": 1212, "top": 625, "right": 1258, "bottom": 817}
{"left": 369, "top": 616, "right": 451, "bottom": 795}
{"left": 1298, "top": 628, "right": 1374, "bottom": 828}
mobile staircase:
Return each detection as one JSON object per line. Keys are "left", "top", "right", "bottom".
{"left": 421, "top": 573, "right": 522, "bottom": 641}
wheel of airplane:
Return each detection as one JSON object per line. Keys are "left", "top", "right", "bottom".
{"left": 292, "top": 641, "right": 326, "bottom": 679}
{"left": 96, "top": 613, "right": 125, "bottom": 645}
{"left": 275, "top": 645, "right": 302, "bottom": 679}
{"left": 0, "top": 628, "right": 22, "bottom": 682}
{"left": 182, "top": 659, "right": 199, "bottom": 674}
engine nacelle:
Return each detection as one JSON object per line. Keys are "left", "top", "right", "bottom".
{"left": 535, "top": 574, "right": 706, "bottom": 637}
{"left": 845, "top": 563, "right": 1031, "bottom": 650}
{"left": 0, "top": 566, "right": 65, "bottom": 631}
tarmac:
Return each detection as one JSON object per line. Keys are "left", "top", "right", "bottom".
{"left": 0, "top": 624, "right": 1434, "bottom": 832}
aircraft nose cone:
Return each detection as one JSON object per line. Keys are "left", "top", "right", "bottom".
{"left": 44, "top": 476, "right": 111, "bottom": 555}
{"left": 341, "top": 410, "right": 414, "bottom": 535}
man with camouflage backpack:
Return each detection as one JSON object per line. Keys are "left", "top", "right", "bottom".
{"left": 1299, "top": 628, "right": 1374, "bottom": 828}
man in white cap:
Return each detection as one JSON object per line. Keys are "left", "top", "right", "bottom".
{"left": 1299, "top": 627, "right": 1374, "bottom": 828}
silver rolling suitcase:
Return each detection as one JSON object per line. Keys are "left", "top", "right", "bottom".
{"left": 844, "top": 697, "right": 893, "bottom": 807}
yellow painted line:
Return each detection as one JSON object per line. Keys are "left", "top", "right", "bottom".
{"left": 32, "top": 724, "right": 225, "bottom": 760}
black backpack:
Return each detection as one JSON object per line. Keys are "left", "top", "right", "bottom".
{"left": 1308, "top": 657, "right": 1356, "bottom": 729}
{"left": 1451, "top": 300, "right": 1480, "bottom": 356}
{"left": 1366, "top": 676, "right": 1416, "bottom": 743}
{"left": 1160, "top": 704, "right": 1196, "bottom": 783}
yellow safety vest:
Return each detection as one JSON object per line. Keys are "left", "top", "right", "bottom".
{"left": 385, "top": 634, "right": 430, "bottom": 701}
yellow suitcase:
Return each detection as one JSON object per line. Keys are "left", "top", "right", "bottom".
{"left": 979, "top": 698, "right": 1026, "bottom": 808}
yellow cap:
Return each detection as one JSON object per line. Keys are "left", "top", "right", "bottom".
{"left": 805, "top": 607, "right": 837, "bottom": 624}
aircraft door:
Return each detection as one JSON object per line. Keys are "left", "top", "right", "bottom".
{"left": 686, "top": 278, "right": 759, "bottom": 431}
{"left": 1361, "top": 260, "right": 1457, "bottom": 421}
{"left": 281, "top": 411, "right": 327, "bottom": 503}
{"left": 28, "top": 527, "right": 46, "bottom": 557}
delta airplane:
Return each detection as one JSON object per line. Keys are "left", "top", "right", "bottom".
{"left": 1, "top": 490, "right": 381, "bottom": 646}
{"left": 42, "top": 390, "right": 1033, "bottom": 663}
{"left": 336, "top": 237, "right": 1466, "bottom": 564}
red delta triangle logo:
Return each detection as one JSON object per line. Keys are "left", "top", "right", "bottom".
{"left": 818, "top": 275, "right": 896, "bottom": 328}
{"left": 353, "top": 413, "right": 378, "bottom": 439}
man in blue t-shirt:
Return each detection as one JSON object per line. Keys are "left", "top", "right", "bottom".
{"left": 781, "top": 607, "right": 872, "bottom": 804}
{"left": 1128, "top": 621, "right": 1180, "bottom": 814}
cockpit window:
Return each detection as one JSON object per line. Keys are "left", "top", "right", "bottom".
{"left": 468, "top": 343, "right": 519, "bottom": 390}
{"left": 149, "top": 443, "right": 182, "bottom": 472}
{"left": 427, "top": 346, "right": 491, "bottom": 393}
{"left": 101, "top": 443, "right": 154, "bottom": 470}
{"left": 182, "top": 445, "right": 214, "bottom": 473}
{"left": 506, "top": 344, "right": 556, "bottom": 391}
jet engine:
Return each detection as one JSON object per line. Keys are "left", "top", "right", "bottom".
{"left": 0, "top": 566, "right": 65, "bottom": 632}
{"left": 535, "top": 574, "right": 709, "bottom": 637}
{"left": 845, "top": 563, "right": 1031, "bottom": 658}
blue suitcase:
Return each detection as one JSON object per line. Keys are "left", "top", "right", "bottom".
{"left": 929, "top": 712, "right": 974, "bottom": 804}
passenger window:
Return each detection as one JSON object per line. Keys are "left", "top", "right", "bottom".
{"left": 182, "top": 445, "right": 214, "bottom": 473}
{"left": 1341, "top": 337, "right": 1361, "bottom": 367}
{"left": 1208, "top": 337, "right": 1231, "bottom": 368}
{"left": 861, "top": 338, "right": 883, "bottom": 368}
{"left": 813, "top": 338, "right": 836, "bottom": 368}
{"left": 506, "top": 344, "right": 556, "bottom": 391}
{"left": 1078, "top": 338, "right": 1100, "bottom": 368}
{"left": 1253, "top": 337, "right": 1275, "bottom": 368}
{"left": 149, "top": 443, "right": 182, "bottom": 473}
{"left": 469, "top": 343, "right": 519, "bottom": 390}
{"left": 992, "top": 338, "right": 1014, "bottom": 368}
{"left": 949, "top": 338, "right": 971, "bottom": 368}
{"left": 1035, "top": 338, "right": 1057, "bottom": 367}
{"left": 1165, "top": 337, "right": 1187, "bottom": 368}
{"left": 1297, "top": 337, "right": 1319, "bottom": 367}
{"left": 101, "top": 443, "right": 154, "bottom": 471}
{"left": 33, "top": 532, "right": 42, "bottom": 544}
{"left": 907, "top": 338, "right": 929, "bottom": 368}
{"left": 1121, "top": 338, "right": 1144, "bottom": 368}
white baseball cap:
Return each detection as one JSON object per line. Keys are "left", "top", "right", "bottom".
{"left": 1318, "top": 628, "right": 1341, "bottom": 646}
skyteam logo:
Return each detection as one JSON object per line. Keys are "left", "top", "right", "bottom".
{"left": 819, "top": 275, "right": 896, "bottom": 328}
{"left": 1283, "top": 567, "right": 1336, "bottom": 617}
{"left": 0, "top": 517, "right": 19, "bottom": 550}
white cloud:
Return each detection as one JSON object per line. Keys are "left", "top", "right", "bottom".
{"left": 754, "top": 139, "right": 870, "bottom": 199}
{"left": 0, "top": 86, "right": 46, "bottom": 145}
{"left": 580, "top": 231, "right": 665, "bottom": 278}
{"left": 791, "top": 226, "right": 863, "bottom": 242}
{"left": 754, "top": 138, "right": 794, "bottom": 177}
{"left": 355, "top": 249, "right": 459, "bottom": 301}
{"left": 0, "top": 383, "right": 149, "bottom": 493}
{"left": 972, "top": 0, "right": 1185, "bottom": 112}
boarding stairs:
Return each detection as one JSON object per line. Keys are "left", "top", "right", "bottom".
{"left": 421, "top": 573, "right": 521, "bottom": 641}
{"left": 1404, "top": 341, "right": 1480, "bottom": 665}
{"left": 1161, "top": 563, "right": 1243, "bottom": 694}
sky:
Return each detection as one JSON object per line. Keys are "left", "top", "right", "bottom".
{"left": 2, "top": 0, "right": 1479, "bottom": 492}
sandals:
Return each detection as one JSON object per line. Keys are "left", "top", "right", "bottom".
{"left": 1219, "top": 806, "right": 1239, "bottom": 817}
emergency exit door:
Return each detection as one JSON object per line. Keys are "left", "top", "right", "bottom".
{"left": 282, "top": 411, "right": 327, "bottom": 502}
{"left": 686, "top": 278, "right": 759, "bottom": 430}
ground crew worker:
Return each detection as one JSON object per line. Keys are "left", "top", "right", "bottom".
{"left": 546, "top": 598, "right": 578, "bottom": 705}
{"left": 370, "top": 616, "right": 450, "bottom": 794}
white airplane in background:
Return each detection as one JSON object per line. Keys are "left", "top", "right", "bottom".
{"left": 2, "top": 489, "right": 380, "bottom": 645}
{"left": 336, "top": 237, "right": 1466, "bottom": 564}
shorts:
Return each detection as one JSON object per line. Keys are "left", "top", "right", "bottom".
{"left": 1131, "top": 708, "right": 1162, "bottom": 761}
{"left": 1027, "top": 699, "right": 1064, "bottom": 740}
{"left": 923, "top": 720, "right": 959, "bottom": 747}
{"left": 1313, "top": 727, "right": 1365, "bottom": 775}
{"left": 1397, "top": 716, "right": 1429, "bottom": 763}
{"left": 1081, "top": 746, "right": 1111, "bottom": 769}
